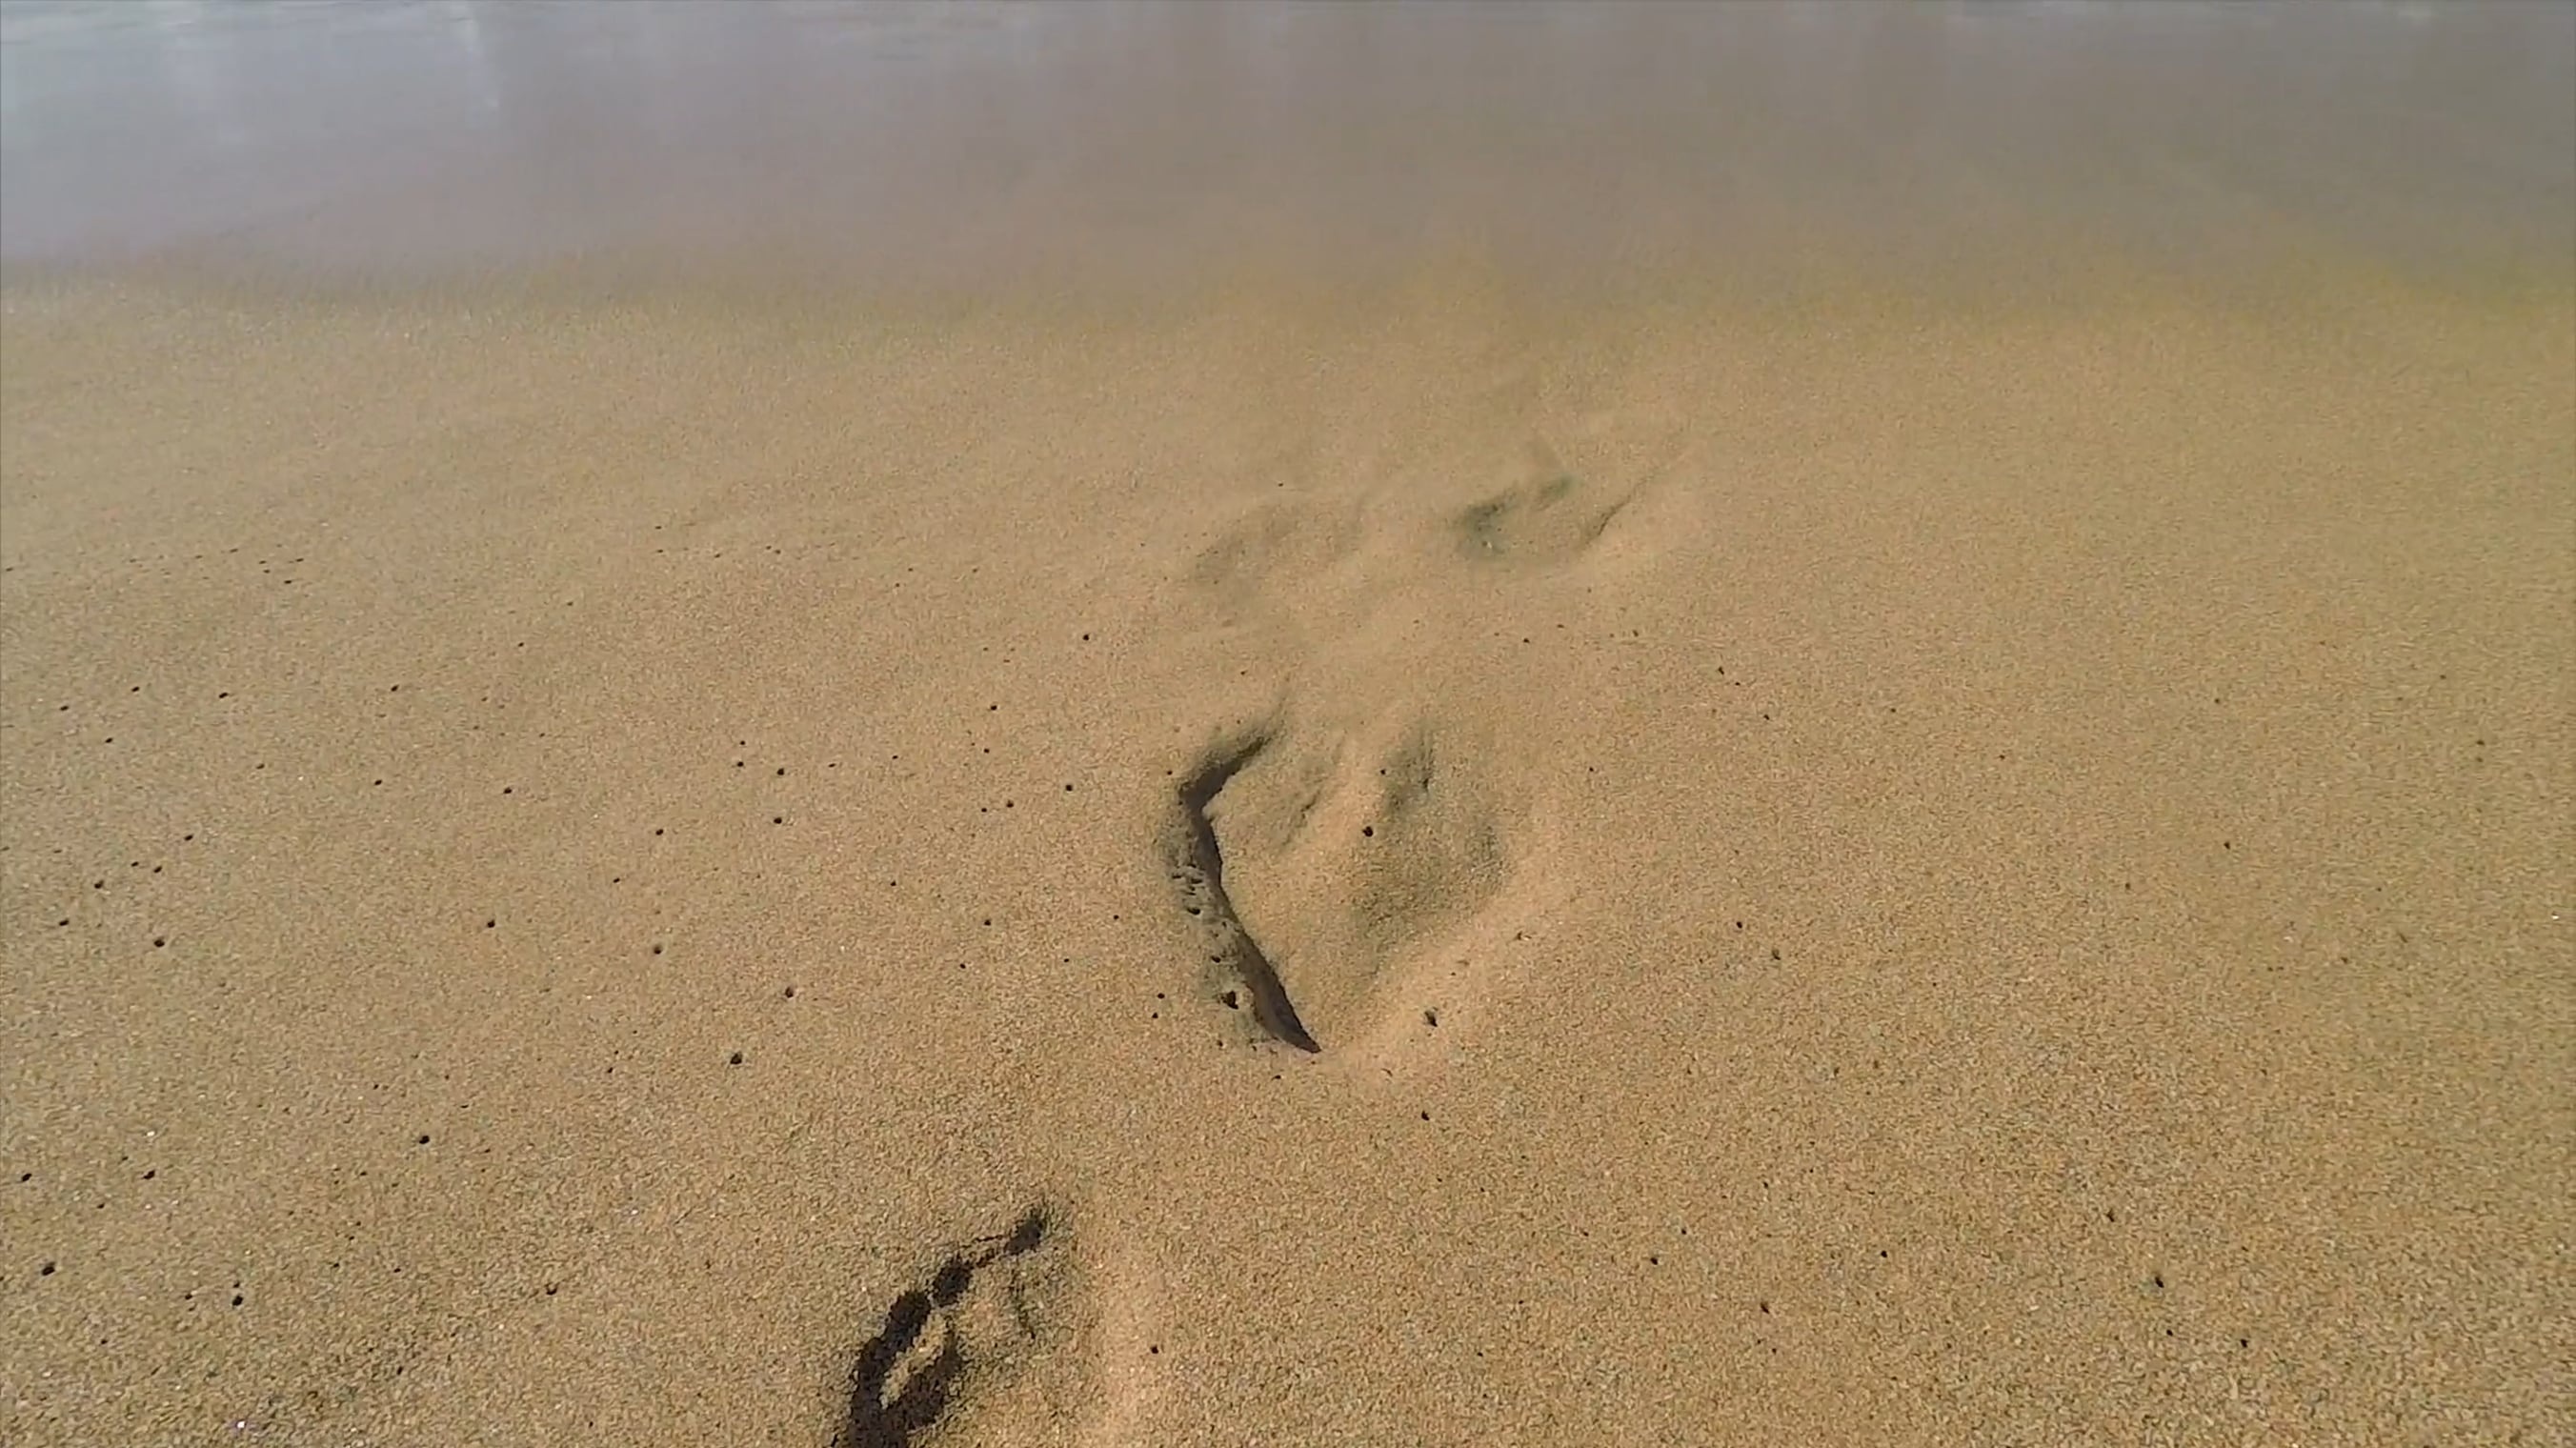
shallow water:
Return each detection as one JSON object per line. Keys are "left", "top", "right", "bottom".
{"left": 4, "top": 0, "right": 2569, "bottom": 292}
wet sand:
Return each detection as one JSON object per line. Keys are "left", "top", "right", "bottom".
{"left": 3, "top": 5, "right": 2572, "bottom": 1445}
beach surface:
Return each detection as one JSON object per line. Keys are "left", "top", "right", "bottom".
{"left": 3, "top": 5, "right": 2571, "bottom": 1445}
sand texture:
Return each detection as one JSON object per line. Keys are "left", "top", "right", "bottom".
{"left": 5, "top": 4, "right": 2574, "bottom": 1442}
{"left": 2, "top": 266, "right": 2569, "bottom": 1444}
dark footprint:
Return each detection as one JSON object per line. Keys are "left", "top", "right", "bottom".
{"left": 1453, "top": 471, "right": 1627, "bottom": 564}
{"left": 838, "top": 1206, "right": 1058, "bottom": 1448}
{"left": 1164, "top": 730, "right": 1320, "bottom": 1052}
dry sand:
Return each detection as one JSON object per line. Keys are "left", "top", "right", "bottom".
{"left": 4, "top": 6, "right": 2573, "bottom": 1447}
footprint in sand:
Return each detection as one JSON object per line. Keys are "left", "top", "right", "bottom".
{"left": 836, "top": 1204, "right": 1085, "bottom": 1448}
{"left": 1445, "top": 432, "right": 1670, "bottom": 573}
{"left": 1158, "top": 434, "right": 1651, "bottom": 1054}
{"left": 1162, "top": 707, "right": 1520, "bottom": 1055}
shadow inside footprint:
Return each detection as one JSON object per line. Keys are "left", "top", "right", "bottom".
{"left": 840, "top": 1206, "right": 1057, "bottom": 1448}
{"left": 1454, "top": 472, "right": 1625, "bottom": 563}
{"left": 845, "top": 1289, "right": 958, "bottom": 1447}
{"left": 1166, "top": 730, "right": 1321, "bottom": 1053}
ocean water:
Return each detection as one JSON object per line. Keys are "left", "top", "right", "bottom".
{"left": 3, "top": 0, "right": 2568, "bottom": 293}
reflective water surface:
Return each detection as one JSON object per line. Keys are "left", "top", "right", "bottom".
{"left": 2, "top": 0, "right": 2570, "bottom": 289}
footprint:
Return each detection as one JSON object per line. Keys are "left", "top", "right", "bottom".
{"left": 838, "top": 1204, "right": 1080, "bottom": 1448}
{"left": 1162, "top": 709, "right": 1514, "bottom": 1053}
{"left": 1450, "top": 441, "right": 1630, "bottom": 566}
{"left": 1233, "top": 714, "right": 1510, "bottom": 1046}
{"left": 1154, "top": 435, "right": 1610, "bottom": 1055}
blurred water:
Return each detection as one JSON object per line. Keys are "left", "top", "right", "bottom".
{"left": 2, "top": 0, "right": 2568, "bottom": 289}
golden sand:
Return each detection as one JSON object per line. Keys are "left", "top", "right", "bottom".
{"left": 6, "top": 6, "right": 2574, "bottom": 1444}
{"left": 3, "top": 260, "right": 2567, "bottom": 1443}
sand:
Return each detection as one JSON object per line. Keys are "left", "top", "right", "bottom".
{"left": 4, "top": 6, "right": 2573, "bottom": 1447}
